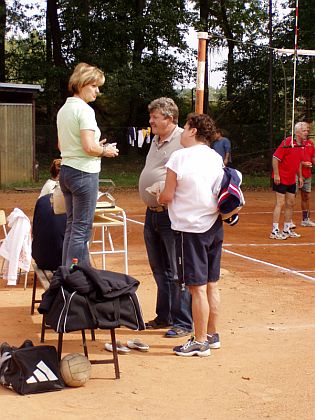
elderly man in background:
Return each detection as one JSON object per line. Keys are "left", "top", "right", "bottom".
{"left": 270, "top": 122, "right": 309, "bottom": 239}
{"left": 296, "top": 122, "right": 315, "bottom": 227}
{"left": 139, "top": 97, "right": 193, "bottom": 338}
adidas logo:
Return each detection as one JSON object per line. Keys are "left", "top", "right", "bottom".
{"left": 26, "top": 360, "right": 58, "bottom": 384}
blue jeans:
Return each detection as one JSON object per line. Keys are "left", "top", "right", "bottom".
{"left": 144, "top": 208, "right": 192, "bottom": 331}
{"left": 59, "top": 165, "right": 99, "bottom": 267}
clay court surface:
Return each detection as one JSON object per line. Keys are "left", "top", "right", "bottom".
{"left": 0, "top": 189, "right": 314, "bottom": 419}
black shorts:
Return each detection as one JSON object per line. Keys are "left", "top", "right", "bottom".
{"left": 174, "top": 217, "right": 223, "bottom": 286}
{"left": 272, "top": 181, "right": 296, "bottom": 194}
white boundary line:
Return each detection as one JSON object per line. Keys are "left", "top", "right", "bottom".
{"left": 124, "top": 217, "right": 145, "bottom": 226}
{"left": 120, "top": 214, "right": 315, "bottom": 283}
{"left": 224, "top": 243, "right": 315, "bottom": 247}
{"left": 223, "top": 249, "right": 315, "bottom": 282}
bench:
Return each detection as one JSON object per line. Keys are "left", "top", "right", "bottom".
{"left": 31, "top": 263, "right": 120, "bottom": 379}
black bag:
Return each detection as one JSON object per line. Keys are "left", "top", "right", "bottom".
{"left": 45, "top": 286, "right": 144, "bottom": 332}
{"left": 0, "top": 340, "right": 64, "bottom": 395}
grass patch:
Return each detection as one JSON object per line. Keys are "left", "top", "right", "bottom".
{"left": 2, "top": 151, "right": 312, "bottom": 191}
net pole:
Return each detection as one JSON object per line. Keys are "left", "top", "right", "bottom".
{"left": 195, "top": 32, "right": 208, "bottom": 114}
{"left": 290, "top": 0, "right": 299, "bottom": 147}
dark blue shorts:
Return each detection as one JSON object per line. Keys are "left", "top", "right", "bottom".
{"left": 174, "top": 217, "right": 223, "bottom": 286}
{"left": 272, "top": 181, "right": 296, "bottom": 194}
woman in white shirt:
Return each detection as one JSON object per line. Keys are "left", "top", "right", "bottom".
{"left": 39, "top": 158, "right": 61, "bottom": 198}
{"left": 158, "top": 113, "right": 224, "bottom": 357}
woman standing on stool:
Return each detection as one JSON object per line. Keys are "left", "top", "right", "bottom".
{"left": 57, "top": 62, "right": 119, "bottom": 267}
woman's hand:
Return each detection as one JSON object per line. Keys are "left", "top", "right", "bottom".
{"left": 102, "top": 143, "right": 119, "bottom": 158}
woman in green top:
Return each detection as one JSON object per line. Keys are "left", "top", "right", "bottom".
{"left": 57, "top": 62, "right": 119, "bottom": 267}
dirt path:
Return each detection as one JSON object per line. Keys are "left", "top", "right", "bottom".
{"left": 0, "top": 190, "right": 314, "bottom": 420}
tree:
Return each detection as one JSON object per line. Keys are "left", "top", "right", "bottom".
{"left": 192, "top": 0, "right": 268, "bottom": 100}
{"left": 0, "top": 0, "right": 6, "bottom": 82}
{"left": 52, "top": 0, "right": 193, "bottom": 125}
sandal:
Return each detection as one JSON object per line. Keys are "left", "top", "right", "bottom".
{"left": 165, "top": 327, "right": 192, "bottom": 338}
{"left": 126, "top": 338, "right": 149, "bottom": 352}
{"left": 104, "top": 341, "right": 131, "bottom": 354}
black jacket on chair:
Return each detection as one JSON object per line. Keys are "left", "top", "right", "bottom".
{"left": 38, "top": 262, "right": 145, "bottom": 332}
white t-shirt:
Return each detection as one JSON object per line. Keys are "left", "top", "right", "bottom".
{"left": 57, "top": 97, "right": 101, "bottom": 173}
{"left": 39, "top": 179, "right": 58, "bottom": 198}
{"left": 166, "top": 144, "right": 224, "bottom": 233}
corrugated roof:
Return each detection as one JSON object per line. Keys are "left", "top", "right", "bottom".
{"left": 0, "top": 82, "right": 43, "bottom": 93}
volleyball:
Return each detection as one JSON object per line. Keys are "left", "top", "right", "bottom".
{"left": 60, "top": 353, "right": 92, "bottom": 387}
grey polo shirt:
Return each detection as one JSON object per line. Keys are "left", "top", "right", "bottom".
{"left": 139, "top": 125, "right": 183, "bottom": 207}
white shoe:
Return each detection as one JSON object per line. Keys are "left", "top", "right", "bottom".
{"left": 289, "top": 222, "right": 296, "bottom": 229}
{"left": 126, "top": 338, "right": 149, "bottom": 352}
{"left": 104, "top": 341, "right": 131, "bottom": 354}
{"left": 301, "top": 218, "right": 315, "bottom": 227}
{"left": 269, "top": 230, "right": 287, "bottom": 240}
{"left": 282, "top": 230, "right": 301, "bottom": 238}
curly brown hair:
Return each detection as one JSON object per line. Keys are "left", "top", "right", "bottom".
{"left": 50, "top": 158, "right": 61, "bottom": 179}
{"left": 185, "top": 113, "right": 216, "bottom": 145}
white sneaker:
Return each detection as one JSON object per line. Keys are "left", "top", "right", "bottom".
{"left": 289, "top": 222, "right": 296, "bottom": 229}
{"left": 301, "top": 218, "right": 315, "bottom": 227}
{"left": 269, "top": 230, "right": 287, "bottom": 240}
{"left": 104, "top": 341, "right": 131, "bottom": 354}
{"left": 282, "top": 229, "right": 301, "bottom": 238}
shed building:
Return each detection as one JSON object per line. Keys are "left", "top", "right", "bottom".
{"left": 0, "top": 83, "right": 42, "bottom": 187}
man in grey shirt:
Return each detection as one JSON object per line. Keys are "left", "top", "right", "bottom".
{"left": 139, "top": 97, "right": 193, "bottom": 338}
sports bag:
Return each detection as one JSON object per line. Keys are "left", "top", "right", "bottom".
{"left": 0, "top": 340, "right": 64, "bottom": 395}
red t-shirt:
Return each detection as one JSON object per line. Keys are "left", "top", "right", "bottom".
{"left": 301, "top": 139, "right": 315, "bottom": 178}
{"left": 272, "top": 137, "right": 303, "bottom": 185}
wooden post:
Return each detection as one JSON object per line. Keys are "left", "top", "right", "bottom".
{"left": 195, "top": 32, "right": 208, "bottom": 114}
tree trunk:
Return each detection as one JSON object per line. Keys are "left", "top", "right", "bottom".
{"left": 0, "top": 0, "right": 6, "bottom": 82}
{"left": 226, "top": 39, "right": 235, "bottom": 100}
{"left": 47, "top": 0, "right": 67, "bottom": 102}
{"left": 219, "top": 0, "right": 235, "bottom": 100}
{"left": 127, "top": 0, "right": 146, "bottom": 125}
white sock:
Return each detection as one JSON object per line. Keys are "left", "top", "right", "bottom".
{"left": 284, "top": 223, "right": 291, "bottom": 232}
{"left": 272, "top": 223, "right": 279, "bottom": 232}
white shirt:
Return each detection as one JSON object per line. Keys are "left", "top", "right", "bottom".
{"left": 166, "top": 145, "right": 224, "bottom": 233}
{"left": 39, "top": 179, "right": 58, "bottom": 198}
{"left": 0, "top": 208, "right": 32, "bottom": 285}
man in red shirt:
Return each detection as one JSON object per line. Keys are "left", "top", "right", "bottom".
{"left": 270, "top": 123, "right": 305, "bottom": 239}
{"left": 297, "top": 122, "right": 315, "bottom": 226}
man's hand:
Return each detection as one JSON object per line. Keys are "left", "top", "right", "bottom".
{"left": 274, "top": 174, "right": 280, "bottom": 185}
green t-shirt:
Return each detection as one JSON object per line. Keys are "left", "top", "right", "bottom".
{"left": 57, "top": 97, "right": 101, "bottom": 173}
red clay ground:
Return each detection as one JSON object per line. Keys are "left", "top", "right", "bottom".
{"left": 0, "top": 189, "right": 314, "bottom": 420}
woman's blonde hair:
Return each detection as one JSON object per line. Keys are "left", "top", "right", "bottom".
{"left": 68, "top": 62, "right": 105, "bottom": 95}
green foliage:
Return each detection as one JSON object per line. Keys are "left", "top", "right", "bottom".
{"left": 2, "top": 0, "right": 314, "bottom": 174}
{"left": 5, "top": 31, "right": 46, "bottom": 84}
